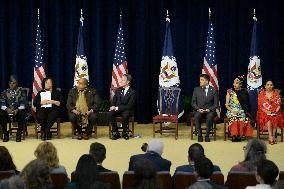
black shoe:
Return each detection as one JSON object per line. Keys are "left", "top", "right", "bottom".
{"left": 16, "top": 134, "right": 21, "bottom": 142}
{"left": 47, "top": 133, "right": 52, "bottom": 140}
{"left": 3, "top": 134, "right": 9, "bottom": 142}
{"left": 205, "top": 136, "right": 210, "bottom": 142}
{"left": 122, "top": 133, "right": 129, "bottom": 140}
{"left": 236, "top": 136, "right": 241, "bottom": 142}
{"left": 111, "top": 133, "right": 121, "bottom": 140}
{"left": 232, "top": 136, "right": 237, "bottom": 142}
{"left": 198, "top": 136, "right": 203, "bottom": 142}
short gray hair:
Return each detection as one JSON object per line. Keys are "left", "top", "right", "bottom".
{"left": 0, "top": 175, "right": 26, "bottom": 189}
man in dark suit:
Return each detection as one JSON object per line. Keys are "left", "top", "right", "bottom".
{"left": 128, "top": 139, "right": 171, "bottom": 172}
{"left": 89, "top": 142, "right": 112, "bottom": 172}
{"left": 109, "top": 74, "right": 136, "bottom": 140}
{"left": 192, "top": 157, "right": 227, "bottom": 189}
{"left": 66, "top": 78, "right": 100, "bottom": 140}
{"left": 191, "top": 74, "right": 218, "bottom": 142}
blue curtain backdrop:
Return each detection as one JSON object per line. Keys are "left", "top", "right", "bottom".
{"left": 0, "top": 0, "right": 283, "bottom": 123}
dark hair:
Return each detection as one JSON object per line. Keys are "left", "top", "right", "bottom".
{"left": 141, "top": 143, "right": 148, "bottom": 152}
{"left": 90, "top": 181, "right": 111, "bottom": 189}
{"left": 256, "top": 159, "right": 279, "bottom": 185}
{"left": 199, "top": 74, "right": 210, "bottom": 82}
{"left": 0, "top": 175, "right": 26, "bottom": 189}
{"left": 42, "top": 77, "right": 57, "bottom": 91}
{"left": 242, "top": 139, "right": 267, "bottom": 171}
{"left": 76, "top": 154, "right": 99, "bottom": 189}
{"left": 124, "top": 74, "right": 132, "bottom": 83}
{"left": 0, "top": 146, "right": 17, "bottom": 171}
{"left": 194, "top": 157, "right": 214, "bottom": 179}
{"left": 188, "top": 143, "right": 205, "bottom": 162}
{"left": 20, "top": 159, "right": 51, "bottom": 189}
{"left": 273, "top": 180, "right": 284, "bottom": 189}
{"left": 133, "top": 159, "right": 162, "bottom": 189}
{"left": 89, "top": 142, "right": 106, "bottom": 163}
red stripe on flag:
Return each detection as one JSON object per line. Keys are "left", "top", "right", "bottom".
{"left": 203, "top": 65, "right": 218, "bottom": 90}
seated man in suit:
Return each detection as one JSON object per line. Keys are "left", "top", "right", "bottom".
{"left": 174, "top": 143, "right": 221, "bottom": 176}
{"left": 109, "top": 74, "right": 136, "bottom": 140}
{"left": 89, "top": 142, "right": 112, "bottom": 172}
{"left": 128, "top": 139, "right": 171, "bottom": 172}
{"left": 193, "top": 157, "right": 227, "bottom": 189}
{"left": 0, "top": 75, "right": 28, "bottom": 142}
{"left": 66, "top": 78, "right": 100, "bottom": 140}
{"left": 191, "top": 74, "right": 218, "bottom": 142}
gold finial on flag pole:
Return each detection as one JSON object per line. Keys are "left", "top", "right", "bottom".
{"left": 120, "top": 9, "right": 122, "bottom": 19}
{"left": 80, "top": 9, "right": 84, "bottom": 22}
{"left": 37, "top": 8, "right": 40, "bottom": 19}
{"left": 209, "top": 8, "right": 211, "bottom": 18}
{"left": 166, "top": 10, "right": 170, "bottom": 22}
{"left": 253, "top": 8, "right": 257, "bottom": 21}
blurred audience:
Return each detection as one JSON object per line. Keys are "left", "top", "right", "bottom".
{"left": 0, "top": 175, "right": 26, "bottom": 189}
{"left": 0, "top": 146, "right": 18, "bottom": 174}
{"left": 89, "top": 142, "right": 112, "bottom": 172}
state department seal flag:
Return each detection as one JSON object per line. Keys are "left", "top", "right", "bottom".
{"left": 110, "top": 13, "right": 128, "bottom": 97}
{"left": 247, "top": 10, "right": 262, "bottom": 119}
{"left": 202, "top": 10, "right": 221, "bottom": 117}
{"left": 73, "top": 9, "right": 89, "bottom": 86}
{"left": 32, "top": 9, "right": 46, "bottom": 118}
{"left": 159, "top": 15, "right": 180, "bottom": 88}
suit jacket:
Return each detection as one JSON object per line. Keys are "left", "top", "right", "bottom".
{"left": 97, "top": 165, "right": 112, "bottom": 172}
{"left": 33, "top": 89, "right": 64, "bottom": 112}
{"left": 66, "top": 87, "right": 100, "bottom": 112}
{"left": 128, "top": 151, "right": 171, "bottom": 172}
{"left": 207, "top": 180, "right": 228, "bottom": 189}
{"left": 191, "top": 86, "right": 218, "bottom": 112}
{"left": 174, "top": 164, "right": 221, "bottom": 176}
{"left": 112, "top": 87, "right": 136, "bottom": 112}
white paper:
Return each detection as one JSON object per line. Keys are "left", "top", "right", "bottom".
{"left": 40, "top": 91, "right": 52, "bottom": 108}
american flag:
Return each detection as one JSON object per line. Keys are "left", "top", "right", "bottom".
{"left": 202, "top": 17, "right": 221, "bottom": 116}
{"left": 32, "top": 9, "right": 46, "bottom": 117}
{"left": 111, "top": 15, "right": 128, "bottom": 97}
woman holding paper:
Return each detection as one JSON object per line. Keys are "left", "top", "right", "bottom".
{"left": 257, "top": 80, "right": 283, "bottom": 145}
{"left": 225, "top": 76, "right": 253, "bottom": 142}
{"left": 33, "top": 77, "right": 63, "bottom": 140}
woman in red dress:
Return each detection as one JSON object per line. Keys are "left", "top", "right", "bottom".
{"left": 257, "top": 80, "right": 283, "bottom": 145}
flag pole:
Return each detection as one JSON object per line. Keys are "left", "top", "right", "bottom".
{"left": 80, "top": 9, "right": 84, "bottom": 23}
{"left": 253, "top": 8, "right": 257, "bottom": 21}
{"left": 37, "top": 8, "right": 40, "bottom": 20}
{"left": 166, "top": 10, "right": 170, "bottom": 22}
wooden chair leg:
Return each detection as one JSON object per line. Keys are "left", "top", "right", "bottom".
{"left": 153, "top": 122, "right": 156, "bottom": 138}
{"left": 214, "top": 123, "right": 216, "bottom": 141}
{"left": 71, "top": 122, "right": 75, "bottom": 139}
{"left": 175, "top": 121, "right": 178, "bottom": 140}
{"left": 35, "top": 123, "right": 39, "bottom": 139}
{"left": 57, "top": 121, "right": 61, "bottom": 139}
{"left": 159, "top": 123, "right": 162, "bottom": 135}
{"left": 93, "top": 124, "right": 97, "bottom": 139}
{"left": 109, "top": 123, "right": 112, "bottom": 139}
{"left": 190, "top": 120, "right": 194, "bottom": 140}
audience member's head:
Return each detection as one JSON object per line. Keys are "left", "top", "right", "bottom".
{"left": 188, "top": 143, "right": 205, "bottom": 163}
{"left": 34, "top": 141, "right": 60, "bottom": 168}
{"left": 75, "top": 154, "right": 99, "bottom": 189}
{"left": 194, "top": 157, "right": 214, "bottom": 179}
{"left": 273, "top": 180, "right": 284, "bottom": 189}
{"left": 255, "top": 159, "right": 279, "bottom": 186}
{"left": 20, "top": 159, "right": 51, "bottom": 189}
{"left": 146, "top": 139, "right": 164, "bottom": 156}
{"left": 141, "top": 143, "right": 148, "bottom": 152}
{"left": 188, "top": 181, "right": 213, "bottom": 189}
{"left": 89, "top": 142, "right": 106, "bottom": 164}
{"left": 0, "top": 175, "right": 26, "bottom": 189}
{"left": 0, "top": 146, "right": 17, "bottom": 172}
{"left": 133, "top": 159, "right": 162, "bottom": 189}
{"left": 243, "top": 139, "right": 267, "bottom": 171}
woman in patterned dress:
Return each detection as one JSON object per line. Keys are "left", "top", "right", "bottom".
{"left": 225, "top": 76, "right": 253, "bottom": 142}
{"left": 257, "top": 80, "right": 283, "bottom": 145}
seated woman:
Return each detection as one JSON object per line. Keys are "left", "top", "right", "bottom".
{"left": 20, "top": 159, "right": 53, "bottom": 189}
{"left": 230, "top": 139, "right": 267, "bottom": 172}
{"left": 34, "top": 141, "right": 68, "bottom": 176}
{"left": 225, "top": 76, "right": 253, "bottom": 142}
{"left": 257, "top": 80, "right": 283, "bottom": 145}
{"left": 0, "top": 146, "right": 19, "bottom": 174}
{"left": 33, "top": 77, "right": 63, "bottom": 140}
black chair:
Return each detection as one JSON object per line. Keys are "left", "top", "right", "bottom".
{"left": 0, "top": 170, "right": 15, "bottom": 181}
{"left": 50, "top": 173, "right": 69, "bottom": 189}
